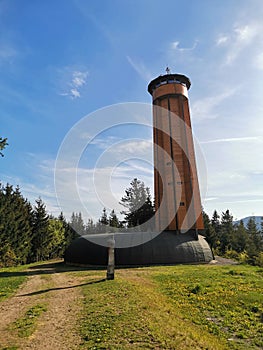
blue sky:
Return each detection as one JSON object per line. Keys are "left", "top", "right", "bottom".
{"left": 1, "top": 0, "right": 263, "bottom": 221}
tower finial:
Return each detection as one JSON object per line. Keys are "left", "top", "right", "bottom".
{"left": 165, "top": 66, "right": 171, "bottom": 74}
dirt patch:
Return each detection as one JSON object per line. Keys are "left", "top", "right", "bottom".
{"left": 209, "top": 256, "right": 239, "bottom": 265}
{"left": 0, "top": 261, "right": 85, "bottom": 350}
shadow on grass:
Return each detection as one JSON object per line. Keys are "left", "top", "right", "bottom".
{"left": 16, "top": 278, "right": 107, "bottom": 297}
{"left": 0, "top": 261, "right": 106, "bottom": 278}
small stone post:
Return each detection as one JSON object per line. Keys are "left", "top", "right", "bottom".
{"left": 106, "top": 236, "right": 115, "bottom": 280}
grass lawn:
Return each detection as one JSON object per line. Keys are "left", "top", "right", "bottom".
{"left": 0, "top": 261, "right": 262, "bottom": 349}
{"left": 76, "top": 264, "right": 263, "bottom": 349}
{"left": 0, "top": 265, "right": 27, "bottom": 302}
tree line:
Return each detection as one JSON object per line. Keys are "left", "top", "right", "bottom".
{"left": 0, "top": 183, "right": 76, "bottom": 267}
{"left": 0, "top": 178, "right": 262, "bottom": 268}
{"left": 203, "top": 209, "right": 263, "bottom": 266}
{"left": 0, "top": 178, "right": 154, "bottom": 267}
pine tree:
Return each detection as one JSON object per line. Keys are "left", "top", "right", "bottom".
{"left": 108, "top": 209, "right": 123, "bottom": 232}
{"left": 96, "top": 208, "right": 109, "bottom": 233}
{"left": 100, "top": 208, "right": 109, "bottom": 225}
{"left": 86, "top": 218, "right": 96, "bottom": 234}
{"left": 46, "top": 218, "right": 65, "bottom": 258}
{"left": 12, "top": 186, "right": 33, "bottom": 264}
{"left": 246, "top": 217, "right": 263, "bottom": 260}
{"left": 232, "top": 220, "right": 249, "bottom": 253}
{"left": 218, "top": 210, "right": 234, "bottom": 254}
{"left": 0, "top": 184, "right": 33, "bottom": 266}
{"left": 120, "top": 178, "right": 155, "bottom": 229}
{"left": 211, "top": 210, "right": 220, "bottom": 235}
{"left": 109, "top": 209, "right": 120, "bottom": 228}
{"left": 59, "top": 212, "right": 77, "bottom": 248}
{"left": 70, "top": 212, "right": 85, "bottom": 236}
{"left": 202, "top": 210, "right": 216, "bottom": 248}
{"left": 31, "top": 198, "right": 50, "bottom": 262}
{"left": 0, "top": 137, "right": 8, "bottom": 157}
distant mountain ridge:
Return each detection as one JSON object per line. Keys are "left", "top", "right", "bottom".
{"left": 234, "top": 216, "right": 262, "bottom": 231}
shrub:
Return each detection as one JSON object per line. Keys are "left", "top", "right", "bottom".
{"left": 255, "top": 252, "right": 263, "bottom": 267}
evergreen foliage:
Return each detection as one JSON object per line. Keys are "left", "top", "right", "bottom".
{"left": 0, "top": 137, "right": 8, "bottom": 157}
{"left": 109, "top": 209, "right": 122, "bottom": 229}
{"left": 59, "top": 212, "right": 77, "bottom": 249}
{"left": 70, "top": 212, "right": 85, "bottom": 236}
{"left": 203, "top": 210, "right": 263, "bottom": 265}
{"left": 0, "top": 176, "right": 262, "bottom": 267}
{"left": 30, "top": 198, "right": 50, "bottom": 262}
{"left": 120, "top": 178, "right": 155, "bottom": 229}
{"left": 0, "top": 184, "right": 32, "bottom": 266}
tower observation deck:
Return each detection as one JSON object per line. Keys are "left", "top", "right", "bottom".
{"left": 148, "top": 72, "right": 204, "bottom": 234}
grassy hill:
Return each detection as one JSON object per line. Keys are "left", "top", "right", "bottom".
{"left": 0, "top": 261, "right": 262, "bottom": 349}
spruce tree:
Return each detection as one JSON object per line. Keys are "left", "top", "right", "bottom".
{"left": 246, "top": 217, "right": 263, "bottom": 260}
{"left": 202, "top": 210, "right": 216, "bottom": 248}
{"left": 46, "top": 218, "right": 65, "bottom": 258}
{"left": 219, "top": 210, "right": 234, "bottom": 254}
{"left": 96, "top": 208, "right": 109, "bottom": 233}
{"left": 100, "top": 208, "right": 109, "bottom": 226}
{"left": 86, "top": 218, "right": 96, "bottom": 234}
{"left": 0, "top": 137, "right": 8, "bottom": 157}
{"left": 232, "top": 220, "right": 249, "bottom": 253}
{"left": 211, "top": 210, "right": 220, "bottom": 236}
{"left": 31, "top": 198, "right": 50, "bottom": 262}
{"left": 0, "top": 184, "right": 33, "bottom": 266}
{"left": 59, "top": 212, "right": 77, "bottom": 248}
{"left": 109, "top": 209, "right": 120, "bottom": 228}
{"left": 70, "top": 212, "right": 85, "bottom": 236}
{"left": 120, "top": 178, "right": 155, "bottom": 229}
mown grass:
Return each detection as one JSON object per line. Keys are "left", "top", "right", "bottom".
{"left": 10, "top": 303, "right": 47, "bottom": 338}
{"left": 153, "top": 265, "right": 263, "bottom": 349}
{"left": 77, "top": 264, "right": 263, "bottom": 350}
{"left": 0, "top": 266, "right": 27, "bottom": 302}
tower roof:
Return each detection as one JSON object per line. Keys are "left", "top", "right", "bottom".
{"left": 148, "top": 73, "right": 191, "bottom": 95}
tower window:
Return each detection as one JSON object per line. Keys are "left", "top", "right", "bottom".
{"left": 180, "top": 202, "right": 185, "bottom": 206}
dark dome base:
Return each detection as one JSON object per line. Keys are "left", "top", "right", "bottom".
{"left": 64, "top": 230, "right": 214, "bottom": 266}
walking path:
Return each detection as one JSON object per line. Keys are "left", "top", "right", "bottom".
{"left": 0, "top": 261, "right": 84, "bottom": 350}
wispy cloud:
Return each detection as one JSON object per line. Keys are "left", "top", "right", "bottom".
{"left": 216, "top": 23, "right": 261, "bottom": 65}
{"left": 200, "top": 136, "right": 261, "bottom": 144}
{"left": 59, "top": 70, "right": 89, "bottom": 99}
{"left": 126, "top": 55, "right": 152, "bottom": 81}
{"left": 170, "top": 40, "right": 198, "bottom": 52}
{"left": 191, "top": 88, "right": 237, "bottom": 121}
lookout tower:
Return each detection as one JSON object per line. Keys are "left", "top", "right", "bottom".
{"left": 63, "top": 70, "right": 214, "bottom": 266}
{"left": 148, "top": 70, "right": 204, "bottom": 235}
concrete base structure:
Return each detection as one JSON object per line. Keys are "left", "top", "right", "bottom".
{"left": 64, "top": 231, "right": 214, "bottom": 266}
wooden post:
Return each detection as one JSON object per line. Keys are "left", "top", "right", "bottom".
{"left": 106, "top": 236, "right": 115, "bottom": 280}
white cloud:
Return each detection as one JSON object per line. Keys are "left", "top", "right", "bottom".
{"left": 55, "top": 158, "right": 154, "bottom": 220}
{"left": 126, "top": 55, "right": 152, "bottom": 82}
{"left": 72, "top": 71, "right": 88, "bottom": 87}
{"left": 170, "top": 40, "right": 198, "bottom": 52}
{"left": 200, "top": 136, "right": 260, "bottom": 144}
{"left": 59, "top": 69, "right": 89, "bottom": 99}
{"left": 113, "top": 140, "right": 152, "bottom": 155}
{"left": 216, "top": 35, "right": 229, "bottom": 46}
{"left": 217, "top": 23, "right": 261, "bottom": 65}
{"left": 70, "top": 88, "right": 81, "bottom": 98}
{"left": 191, "top": 88, "right": 237, "bottom": 121}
